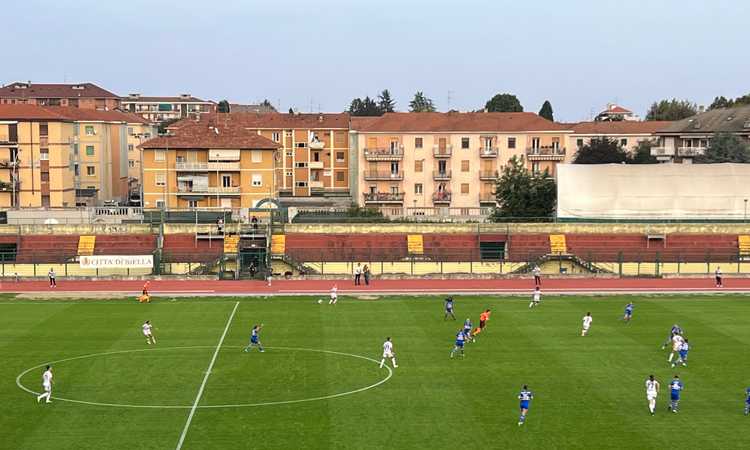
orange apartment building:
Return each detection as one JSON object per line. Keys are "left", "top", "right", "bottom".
{"left": 351, "top": 112, "right": 572, "bottom": 209}
{"left": 140, "top": 119, "right": 280, "bottom": 209}
{"left": 174, "top": 113, "right": 351, "bottom": 200}
{"left": 0, "top": 82, "right": 121, "bottom": 110}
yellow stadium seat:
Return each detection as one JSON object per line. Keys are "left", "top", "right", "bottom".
{"left": 549, "top": 234, "right": 567, "bottom": 254}
{"left": 77, "top": 236, "right": 96, "bottom": 256}
{"left": 224, "top": 235, "right": 240, "bottom": 253}
{"left": 271, "top": 235, "right": 286, "bottom": 255}
{"left": 739, "top": 235, "right": 750, "bottom": 256}
{"left": 407, "top": 234, "right": 424, "bottom": 255}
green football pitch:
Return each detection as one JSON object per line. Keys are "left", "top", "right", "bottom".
{"left": 1, "top": 294, "right": 749, "bottom": 450}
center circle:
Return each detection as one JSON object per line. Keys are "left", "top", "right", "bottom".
{"left": 16, "top": 346, "right": 392, "bottom": 409}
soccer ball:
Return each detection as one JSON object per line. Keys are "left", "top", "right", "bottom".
{"left": 317, "top": 299, "right": 323, "bottom": 304}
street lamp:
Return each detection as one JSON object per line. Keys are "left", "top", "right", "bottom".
{"left": 744, "top": 198, "right": 748, "bottom": 223}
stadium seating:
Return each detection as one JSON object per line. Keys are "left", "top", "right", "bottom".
{"left": 93, "top": 235, "right": 156, "bottom": 255}
{"left": 77, "top": 236, "right": 96, "bottom": 256}
{"left": 162, "top": 234, "right": 223, "bottom": 263}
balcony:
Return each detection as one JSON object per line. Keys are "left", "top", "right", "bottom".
{"left": 309, "top": 140, "right": 326, "bottom": 150}
{"left": 525, "top": 146, "right": 566, "bottom": 160}
{"left": 650, "top": 147, "right": 675, "bottom": 158}
{"left": 309, "top": 181, "right": 324, "bottom": 189}
{"left": 0, "top": 135, "right": 16, "bottom": 146}
{"left": 479, "top": 170, "right": 499, "bottom": 180}
{"left": 363, "top": 192, "right": 405, "bottom": 204}
{"left": 433, "top": 145, "right": 453, "bottom": 158}
{"left": 0, "top": 181, "right": 13, "bottom": 192}
{"left": 677, "top": 146, "right": 706, "bottom": 157}
{"left": 433, "top": 170, "right": 452, "bottom": 181}
{"left": 176, "top": 186, "right": 241, "bottom": 195}
{"left": 479, "top": 147, "right": 499, "bottom": 158}
{"left": 479, "top": 193, "right": 496, "bottom": 204}
{"left": 175, "top": 162, "right": 241, "bottom": 171}
{"left": 0, "top": 159, "right": 18, "bottom": 169}
{"left": 364, "top": 147, "right": 403, "bottom": 161}
{"left": 432, "top": 191, "right": 452, "bottom": 204}
{"left": 363, "top": 171, "right": 403, "bottom": 181}
{"left": 309, "top": 161, "right": 325, "bottom": 169}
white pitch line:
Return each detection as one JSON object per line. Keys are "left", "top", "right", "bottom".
{"left": 175, "top": 301, "right": 239, "bottom": 450}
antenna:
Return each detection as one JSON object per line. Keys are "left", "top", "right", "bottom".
{"left": 447, "top": 90, "right": 454, "bottom": 110}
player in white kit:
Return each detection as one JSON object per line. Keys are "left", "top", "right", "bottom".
{"left": 668, "top": 333, "right": 684, "bottom": 365}
{"left": 329, "top": 285, "right": 338, "bottom": 305}
{"left": 646, "top": 374, "right": 660, "bottom": 415}
{"left": 142, "top": 320, "right": 156, "bottom": 345}
{"left": 581, "top": 312, "right": 593, "bottom": 336}
{"left": 37, "top": 365, "right": 53, "bottom": 404}
{"left": 529, "top": 287, "right": 541, "bottom": 309}
{"left": 379, "top": 337, "right": 398, "bottom": 369}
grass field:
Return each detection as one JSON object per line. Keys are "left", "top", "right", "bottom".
{"left": 1, "top": 293, "right": 749, "bottom": 450}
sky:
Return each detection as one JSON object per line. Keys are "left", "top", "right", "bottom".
{"left": 4, "top": 0, "right": 749, "bottom": 122}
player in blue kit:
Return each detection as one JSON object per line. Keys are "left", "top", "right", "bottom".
{"left": 462, "top": 318, "right": 474, "bottom": 343}
{"left": 673, "top": 339, "right": 689, "bottom": 367}
{"left": 518, "top": 385, "right": 533, "bottom": 426}
{"left": 444, "top": 297, "right": 456, "bottom": 320}
{"left": 243, "top": 324, "right": 264, "bottom": 352}
{"left": 623, "top": 302, "right": 634, "bottom": 322}
{"left": 450, "top": 329, "right": 466, "bottom": 358}
{"left": 668, "top": 375, "right": 683, "bottom": 413}
{"left": 661, "top": 324, "right": 683, "bottom": 349}
{"left": 744, "top": 387, "right": 750, "bottom": 415}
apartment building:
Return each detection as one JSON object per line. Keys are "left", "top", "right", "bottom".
{"left": 124, "top": 116, "right": 158, "bottom": 201}
{"left": 121, "top": 94, "right": 215, "bottom": 122}
{"left": 140, "top": 120, "right": 279, "bottom": 209}
{"left": 0, "top": 82, "right": 120, "bottom": 110}
{"left": 568, "top": 121, "right": 670, "bottom": 154}
{"left": 351, "top": 112, "right": 572, "bottom": 209}
{"left": 594, "top": 104, "right": 640, "bottom": 122}
{"left": 652, "top": 105, "right": 750, "bottom": 163}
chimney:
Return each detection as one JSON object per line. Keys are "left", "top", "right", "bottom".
{"left": 180, "top": 94, "right": 191, "bottom": 99}
{"left": 129, "top": 93, "right": 141, "bottom": 99}
{"left": 318, "top": 114, "right": 324, "bottom": 123}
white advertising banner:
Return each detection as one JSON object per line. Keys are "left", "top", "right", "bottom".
{"left": 80, "top": 255, "right": 154, "bottom": 269}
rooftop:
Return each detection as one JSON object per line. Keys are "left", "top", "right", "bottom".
{"left": 354, "top": 112, "right": 571, "bottom": 133}
{"left": 568, "top": 121, "right": 672, "bottom": 135}
{"left": 0, "top": 82, "right": 119, "bottom": 99}
{"left": 657, "top": 105, "right": 750, "bottom": 134}
{"left": 190, "top": 112, "right": 351, "bottom": 129}
{"left": 122, "top": 94, "right": 212, "bottom": 103}
{"left": 140, "top": 120, "right": 280, "bottom": 150}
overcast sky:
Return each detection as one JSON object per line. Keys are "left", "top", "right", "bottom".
{"left": 5, "top": 0, "right": 749, "bottom": 121}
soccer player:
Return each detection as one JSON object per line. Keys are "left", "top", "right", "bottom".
{"left": 48, "top": 268, "right": 56, "bottom": 288}
{"left": 518, "top": 385, "right": 534, "bottom": 425}
{"left": 329, "top": 285, "right": 338, "bottom": 305}
{"left": 462, "top": 318, "right": 474, "bottom": 342}
{"left": 646, "top": 374, "right": 660, "bottom": 416}
{"left": 529, "top": 287, "right": 541, "bottom": 309}
{"left": 623, "top": 302, "right": 634, "bottom": 322}
{"left": 36, "top": 365, "right": 53, "bottom": 404}
{"left": 673, "top": 339, "right": 689, "bottom": 368}
{"left": 142, "top": 320, "right": 156, "bottom": 345}
{"left": 532, "top": 265, "right": 541, "bottom": 287}
{"left": 379, "top": 337, "right": 397, "bottom": 369}
{"left": 668, "top": 333, "right": 684, "bottom": 365}
{"left": 661, "top": 324, "right": 683, "bottom": 349}
{"left": 444, "top": 297, "right": 456, "bottom": 320}
{"left": 744, "top": 387, "right": 750, "bottom": 415}
{"left": 479, "top": 309, "right": 491, "bottom": 330}
{"left": 715, "top": 266, "right": 723, "bottom": 288}
{"left": 450, "top": 329, "right": 466, "bottom": 358}
{"left": 668, "top": 375, "right": 683, "bottom": 413}
{"left": 244, "top": 324, "right": 264, "bottom": 352}
{"left": 581, "top": 312, "right": 593, "bottom": 336}
{"left": 139, "top": 280, "right": 151, "bottom": 303}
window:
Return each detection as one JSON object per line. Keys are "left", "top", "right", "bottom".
{"left": 286, "top": 151, "right": 293, "bottom": 157}
{"left": 286, "top": 171, "right": 293, "bottom": 177}
{"left": 40, "top": 149, "right": 49, "bottom": 160}
{"left": 85, "top": 145, "right": 95, "bottom": 156}
{"left": 461, "top": 183, "right": 470, "bottom": 194}
{"left": 155, "top": 173, "right": 166, "bottom": 186}
{"left": 39, "top": 123, "right": 48, "bottom": 136}
{"left": 85, "top": 125, "right": 95, "bottom": 136}
{"left": 285, "top": 130, "right": 293, "bottom": 137}
{"left": 296, "top": 142, "right": 306, "bottom": 148}
{"left": 251, "top": 150, "right": 262, "bottom": 163}
{"left": 415, "top": 160, "right": 423, "bottom": 172}
{"left": 184, "top": 200, "right": 197, "bottom": 208}
{"left": 390, "top": 186, "right": 399, "bottom": 195}
{"left": 74, "top": 164, "right": 80, "bottom": 176}
{"left": 336, "top": 151, "right": 345, "bottom": 162}
{"left": 508, "top": 137, "right": 516, "bottom": 149}
{"left": 415, "top": 137, "right": 423, "bottom": 149}
{"left": 128, "top": 160, "right": 135, "bottom": 168}
{"left": 272, "top": 132, "right": 280, "bottom": 142}
{"left": 461, "top": 137, "right": 470, "bottom": 149}
{"left": 128, "top": 144, "right": 134, "bottom": 152}
{"left": 128, "top": 127, "right": 134, "bottom": 136}
{"left": 620, "top": 138, "right": 628, "bottom": 147}
{"left": 73, "top": 143, "right": 79, "bottom": 155}
{"left": 252, "top": 174, "right": 263, "bottom": 187}
{"left": 295, "top": 162, "right": 308, "bottom": 168}
{"left": 532, "top": 162, "right": 540, "bottom": 174}
{"left": 461, "top": 160, "right": 470, "bottom": 172}
{"left": 86, "top": 166, "right": 95, "bottom": 176}
{"left": 531, "top": 137, "right": 541, "bottom": 149}
{"left": 336, "top": 171, "right": 345, "bottom": 182}
{"left": 155, "top": 199, "right": 165, "bottom": 209}
{"left": 144, "top": 133, "right": 151, "bottom": 139}
{"left": 312, "top": 152, "right": 320, "bottom": 162}
{"left": 222, "top": 175, "right": 231, "bottom": 188}
{"left": 415, "top": 183, "right": 423, "bottom": 195}
{"left": 154, "top": 150, "right": 166, "bottom": 162}
{"left": 41, "top": 172, "right": 49, "bottom": 182}
{"left": 296, "top": 181, "right": 308, "bottom": 187}
{"left": 577, "top": 139, "right": 584, "bottom": 148}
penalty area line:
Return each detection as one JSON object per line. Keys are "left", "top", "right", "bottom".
{"left": 175, "top": 300, "right": 239, "bottom": 450}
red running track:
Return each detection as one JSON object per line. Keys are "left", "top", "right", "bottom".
{"left": 1, "top": 277, "right": 749, "bottom": 295}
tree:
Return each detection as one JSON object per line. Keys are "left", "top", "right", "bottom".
{"left": 217, "top": 100, "right": 230, "bottom": 113}
{"left": 573, "top": 138, "right": 629, "bottom": 164}
{"left": 645, "top": 99, "right": 697, "bottom": 121}
{"left": 377, "top": 89, "right": 396, "bottom": 113}
{"left": 409, "top": 91, "right": 436, "bottom": 112}
{"left": 694, "top": 133, "right": 750, "bottom": 163}
{"left": 347, "top": 96, "right": 381, "bottom": 116}
{"left": 628, "top": 140, "right": 658, "bottom": 164}
{"left": 708, "top": 93, "right": 750, "bottom": 110}
{"left": 491, "top": 156, "right": 556, "bottom": 221}
{"left": 538, "top": 100, "right": 554, "bottom": 121}
{"left": 485, "top": 93, "right": 523, "bottom": 112}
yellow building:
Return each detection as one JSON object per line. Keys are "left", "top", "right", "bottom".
{"left": 124, "top": 117, "right": 157, "bottom": 202}
{"left": 351, "top": 112, "right": 573, "bottom": 209}
{"left": 140, "top": 120, "right": 280, "bottom": 209}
